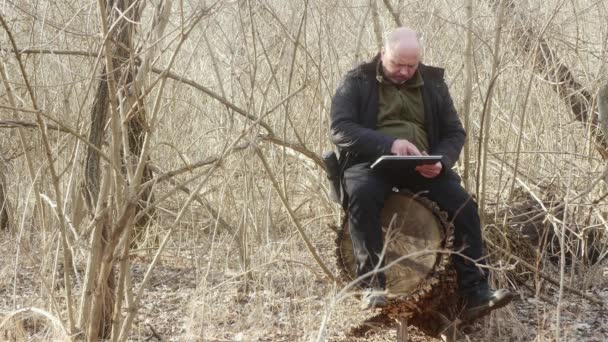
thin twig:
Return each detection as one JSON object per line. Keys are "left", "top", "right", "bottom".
{"left": 0, "top": 13, "right": 76, "bottom": 335}
{"left": 486, "top": 239, "right": 603, "bottom": 306}
{"left": 0, "top": 119, "right": 70, "bottom": 133}
{"left": 254, "top": 146, "right": 335, "bottom": 281}
{"left": 381, "top": 0, "right": 403, "bottom": 26}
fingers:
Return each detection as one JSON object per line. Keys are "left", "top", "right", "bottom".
{"left": 391, "top": 139, "right": 419, "bottom": 155}
{"left": 408, "top": 144, "right": 421, "bottom": 156}
{"left": 415, "top": 165, "right": 428, "bottom": 176}
{"left": 417, "top": 168, "right": 430, "bottom": 178}
{"left": 390, "top": 140, "right": 427, "bottom": 156}
{"left": 418, "top": 168, "right": 438, "bottom": 178}
{"left": 404, "top": 141, "right": 421, "bottom": 156}
{"left": 416, "top": 162, "right": 442, "bottom": 178}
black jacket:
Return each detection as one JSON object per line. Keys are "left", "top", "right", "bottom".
{"left": 330, "top": 54, "right": 466, "bottom": 174}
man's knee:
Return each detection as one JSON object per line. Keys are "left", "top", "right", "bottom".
{"left": 451, "top": 194, "right": 479, "bottom": 223}
{"left": 344, "top": 166, "right": 386, "bottom": 197}
{"left": 430, "top": 179, "right": 478, "bottom": 221}
{"left": 346, "top": 179, "right": 386, "bottom": 207}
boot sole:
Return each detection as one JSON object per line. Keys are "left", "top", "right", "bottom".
{"left": 360, "top": 297, "right": 388, "bottom": 311}
{"left": 461, "top": 290, "right": 514, "bottom": 322}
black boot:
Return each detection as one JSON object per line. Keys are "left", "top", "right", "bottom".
{"left": 461, "top": 283, "right": 514, "bottom": 321}
{"left": 360, "top": 287, "right": 388, "bottom": 310}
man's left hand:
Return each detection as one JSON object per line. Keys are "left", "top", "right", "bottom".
{"left": 416, "top": 160, "right": 442, "bottom": 178}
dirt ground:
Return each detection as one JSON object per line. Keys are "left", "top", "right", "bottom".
{"left": 1, "top": 229, "right": 607, "bottom": 341}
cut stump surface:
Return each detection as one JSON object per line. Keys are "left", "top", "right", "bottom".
{"left": 336, "top": 190, "right": 459, "bottom": 337}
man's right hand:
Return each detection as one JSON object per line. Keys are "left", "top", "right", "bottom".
{"left": 390, "top": 139, "right": 421, "bottom": 156}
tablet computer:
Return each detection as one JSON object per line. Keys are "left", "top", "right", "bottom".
{"left": 370, "top": 155, "right": 442, "bottom": 170}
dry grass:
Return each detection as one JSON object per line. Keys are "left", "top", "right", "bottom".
{"left": 0, "top": 0, "right": 607, "bottom": 341}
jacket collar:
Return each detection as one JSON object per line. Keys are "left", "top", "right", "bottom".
{"left": 360, "top": 53, "right": 444, "bottom": 83}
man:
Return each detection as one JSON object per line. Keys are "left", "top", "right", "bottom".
{"left": 330, "top": 27, "right": 513, "bottom": 320}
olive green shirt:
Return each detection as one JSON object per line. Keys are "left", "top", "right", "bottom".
{"left": 376, "top": 61, "right": 429, "bottom": 152}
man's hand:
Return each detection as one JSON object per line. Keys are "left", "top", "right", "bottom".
{"left": 416, "top": 152, "right": 442, "bottom": 178}
{"left": 391, "top": 139, "right": 421, "bottom": 156}
{"left": 416, "top": 162, "right": 442, "bottom": 178}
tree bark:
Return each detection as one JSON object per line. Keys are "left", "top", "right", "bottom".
{"left": 126, "top": 94, "right": 155, "bottom": 247}
{"left": 80, "top": 45, "right": 115, "bottom": 342}
{"left": 598, "top": 83, "right": 608, "bottom": 145}
{"left": 84, "top": 69, "right": 110, "bottom": 208}
{"left": 80, "top": 0, "right": 151, "bottom": 337}
{"left": 0, "top": 156, "right": 9, "bottom": 231}
{"left": 111, "top": 0, "right": 155, "bottom": 248}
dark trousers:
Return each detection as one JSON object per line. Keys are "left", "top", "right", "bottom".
{"left": 343, "top": 163, "right": 487, "bottom": 293}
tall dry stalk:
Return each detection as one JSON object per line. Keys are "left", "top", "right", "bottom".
{"left": 254, "top": 147, "right": 334, "bottom": 280}
{"left": 461, "top": 0, "right": 474, "bottom": 192}
{"left": 476, "top": 0, "right": 504, "bottom": 226}
{"left": 370, "top": 0, "right": 383, "bottom": 51}
{"left": 81, "top": 0, "right": 175, "bottom": 338}
{"left": 2, "top": 0, "right": 608, "bottom": 341}
{"left": 0, "top": 15, "right": 77, "bottom": 335}
{"left": 381, "top": 0, "right": 403, "bottom": 27}
{"left": 485, "top": 0, "right": 608, "bottom": 159}
{"left": 0, "top": 20, "right": 49, "bottom": 240}
{"left": 84, "top": 0, "right": 135, "bottom": 336}
{"left": 555, "top": 169, "right": 573, "bottom": 342}
{"left": 0, "top": 146, "right": 10, "bottom": 231}
{"left": 353, "top": 7, "right": 371, "bottom": 64}
{"left": 598, "top": 83, "right": 608, "bottom": 143}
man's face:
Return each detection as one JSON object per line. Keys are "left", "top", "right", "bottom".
{"left": 380, "top": 47, "right": 420, "bottom": 84}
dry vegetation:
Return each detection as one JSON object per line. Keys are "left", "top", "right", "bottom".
{"left": 1, "top": 0, "right": 607, "bottom": 341}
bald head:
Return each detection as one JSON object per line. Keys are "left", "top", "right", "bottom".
{"left": 380, "top": 27, "right": 421, "bottom": 84}
{"left": 384, "top": 27, "right": 420, "bottom": 55}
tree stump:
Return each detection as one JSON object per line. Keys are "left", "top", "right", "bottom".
{"left": 336, "top": 189, "right": 462, "bottom": 340}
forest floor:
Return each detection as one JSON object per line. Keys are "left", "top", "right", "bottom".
{"left": 1, "top": 228, "right": 607, "bottom": 341}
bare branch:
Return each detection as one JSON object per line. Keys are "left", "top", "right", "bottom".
{"left": 381, "top": 0, "right": 403, "bottom": 27}
{"left": 0, "top": 119, "right": 69, "bottom": 133}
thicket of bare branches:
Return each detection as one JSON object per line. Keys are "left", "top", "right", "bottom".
{"left": 1, "top": 0, "right": 607, "bottom": 340}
